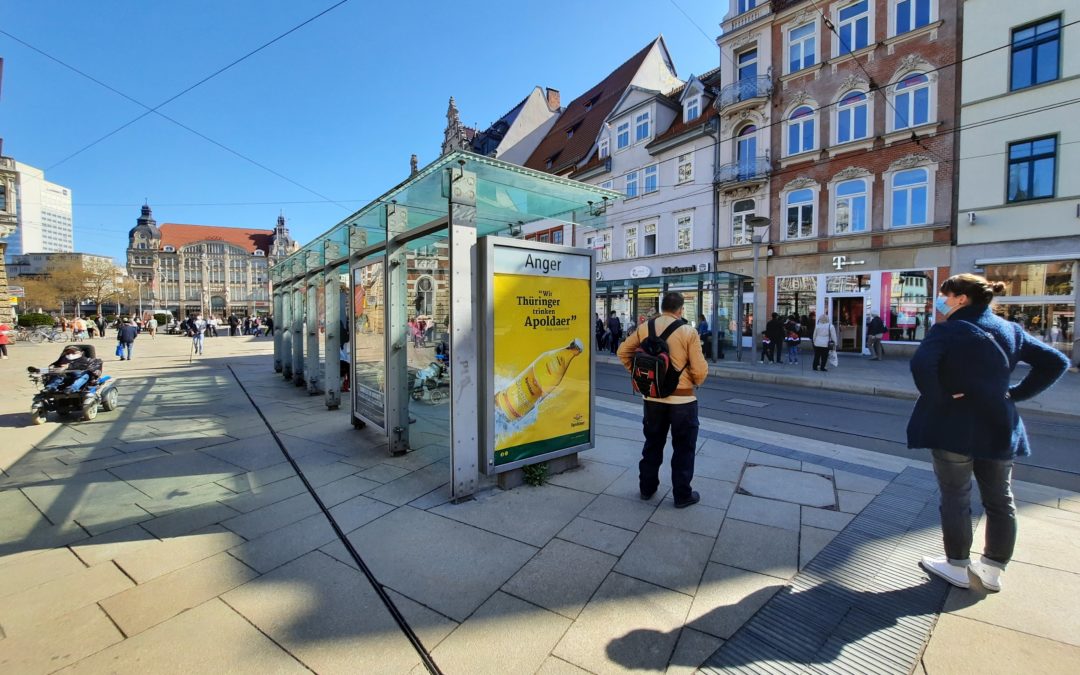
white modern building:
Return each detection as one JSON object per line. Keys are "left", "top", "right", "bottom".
{"left": 3, "top": 161, "right": 74, "bottom": 256}
{"left": 956, "top": 1, "right": 1078, "bottom": 358}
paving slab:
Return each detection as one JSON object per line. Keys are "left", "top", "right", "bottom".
{"left": 833, "top": 469, "right": 890, "bottom": 494}
{"left": 328, "top": 494, "right": 396, "bottom": 533}
{"left": 432, "top": 483, "right": 594, "bottom": 547}
{"left": 0, "top": 559, "right": 134, "bottom": 634}
{"left": 668, "top": 627, "right": 725, "bottom": 675}
{"left": 688, "top": 476, "right": 737, "bottom": 510}
{"left": 837, "top": 489, "right": 875, "bottom": 513}
{"left": 385, "top": 588, "right": 459, "bottom": 652}
{"left": 61, "top": 598, "right": 308, "bottom": 674}
{"left": 140, "top": 501, "right": 240, "bottom": 540}
{"left": 557, "top": 517, "right": 637, "bottom": 557}
{"left": 801, "top": 505, "right": 855, "bottom": 531}
{"left": 602, "top": 465, "right": 671, "bottom": 503}
{"left": 0, "top": 603, "right": 123, "bottom": 674}
{"left": 799, "top": 525, "right": 838, "bottom": 570}
{"left": 746, "top": 451, "right": 801, "bottom": 470}
{"left": 101, "top": 551, "right": 258, "bottom": 636}
{"left": 686, "top": 563, "right": 785, "bottom": 639}
{"left": 999, "top": 507, "right": 1080, "bottom": 574}
{"left": 69, "top": 522, "right": 160, "bottom": 566}
{"left": 503, "top": 538, "right": 617, "bottom": 619}
{"left": 223, "top": 551, "right": 421, "bottom": 674}
{"left": 726, "top": 493, "right": 801, "bottom": 531}
{"left": 315, "top": 473, "right": 381, "bottom": 507}
{"left": 536, "top": 656, "right": 594, "bottom": 674}
{"left": 229, "top": 513, "right": 337, "bottom": 573}
{"left": 356, "top": 462, "right": 413, "bottom": 484}
{"left": 711, "top": 518, "right": 799, "bottom": 580}
{"left": 923, "top": 613, "right": 1080, "bottom": 675}
{"left": 135, "top": 481, "right": 238, "bottom": 516}
{"left": 545, "top": 460, "right": 627, "bottom": 494}
{"left": 215, "top": 462, "right": 296, "bottom": 495}
{"left": 649, "top": 499, "right": 726, "bottom": 538}
{"left": 432, "top": 591, "right": 572, "bottom": 675}
{"left": 0, "top": 546, "right": 86, "bottom": 599}
{"left": 221, "top": 492, "right": 320, "bottom": 540}
{"left": 579, "top": 494, "right": 657, "bottom": 532}
{"left": 739, "top": 465, "right": 836, "bottom": 508}
{"left": 365, "top": 463, "right": 450, "bottom": 506}
{"left": 113, "top": 524, "right": 244, "bottom": 584}
{"left": 200, "top": 433, "right": 284, "bottom": 472}
{"left": 108, "top": 451, "right": 245, "bottom": 498}
{"left": 347, "top": 506, "right": 537, "bottom": 622}
{"left": 615, "top": 522, "right": 714, "bottom": 594}
{"left": 693, "top": 454, "right": 746, "bottom": 483}
{"left": 553, "top": 572, "right": 692, "bottom": 675}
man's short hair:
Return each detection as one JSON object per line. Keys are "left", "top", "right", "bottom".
{"left": 63, "top": 346, "right": 82, "bottom": 354}
{"left": 609, "top": 310, "right": 617, "bottom": 317}
{"left": 661, "top": 292, "right": 684, "bottom": 313}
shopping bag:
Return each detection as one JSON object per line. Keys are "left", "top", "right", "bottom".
{"left": 828, "top": 348, "right": 838, "bottom": 368}
{"left": 115, "top": 343, "right": 123, "bottom": 357}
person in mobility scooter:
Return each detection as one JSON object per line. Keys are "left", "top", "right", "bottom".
{"left": 27, "top": 344, "right": 120, "bottom": 424}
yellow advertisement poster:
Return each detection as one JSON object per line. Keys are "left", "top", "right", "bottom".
{"left": 493, "top": 254, "right": 591, "bottom": 465}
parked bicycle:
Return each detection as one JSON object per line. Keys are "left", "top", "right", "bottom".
{"left": 29, "top": 327, "right": 71, "bottom": 344}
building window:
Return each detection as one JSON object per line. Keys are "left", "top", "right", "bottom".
{"left": 786, "top": 189, "right": 815, "bottom": 239}
{"left": 598, "top": 138, "right": 610, "bottom": 159}
{"left": 643, "top": 222, "right": 657, "bottom": 255}
{"left": 625, "top": 171, "right": 639, "bottom": 198}
{"left": 643, "top": 164, "right": 659, "bottom": 194}
{"left": 895, "top": 0, "right": 932, "bottom": 35}
{"left": 677, "top": 153, "right": 694, "bottom": 184}
{"left": 685, "top": 96, "right": 700, "bottom": 121}
{"left": 837, "top": 0, "right": 870, "bottom": 53}
{"left": 552, "top": 229, "right": 564, "bottom": 245}
{"left": 788, "top": 22, "right": 817, "bottom": 73}
{"left": 601, "top": 180, "right": 613, "bottom": 190}
{"left": 635, "top": 111, "right": 651, "bottom": 142}
{"left": 776, "top": 276, "right": 818, "bottom": 332}
{"left": 892, "top": 73, "right": 931, "bottom": 130}
{"left": 985, "top": 261, "right": 1074, "bottom": 297}
{"left": 0, "top": 184, "right": 5, "bottom": 211}
{"left": 1007, "top": 136, "right": 1056, "bottom": 203}
{"left": 732, "top": 199, "right": 755, "bottom": 245}
{"left": 1011, "top": 17, "right": 1061, "bottom": 91}
{"left": 599, "top": 231, "right": 612, "bottom": 262}
{"left": 786, "top": 106, "right": 815, "bottom": 155}
{"left": 738, "top": 0, "right": 757, "bottom": 13}
{"left": 891, "top": 168, "right": 929, "bottom": 226}
{"left": 625, "top": 226, "right": 638, "bottom": 258}
{"left": 738, "top": 48, "right": 759, "bottom": 83}
{"left": 834, "top": 179, "right": 868, "bottom": 234}
{"left": 676, "top": 213, "right": 693, "bottom": 251}
{"left": 616, "top": 122, "right": 630, "bottom": 149}
{"left": 836, "top": 91, "right": 869, "bottom": 143}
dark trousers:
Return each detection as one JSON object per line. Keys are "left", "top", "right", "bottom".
{"left": 931, "top": 448, "right": 1016, "bottom": 568}
{"left": 813, "top": 346, "right": 829, "bottom": 370}
{"left": 640, "top": 400, "right": 699, "bottom": 502}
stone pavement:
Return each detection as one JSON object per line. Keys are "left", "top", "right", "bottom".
{"left": 597, "top": 345, "right": 1079, "bottom": 418}
{"left": 0, "top": 334, "right": 1078, "bottom": 674}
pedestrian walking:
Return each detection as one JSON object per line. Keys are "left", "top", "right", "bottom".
{"left": 96, "top": 315, "right": 106, "bottom": 340}
{"left": 228, "top": 314, "right": 240, "bottom": 337}
{"left": 812, "top": 314, "right": 837, "bottom": 372}
{"left": 266, "top": 316, "right": 275, "bottom": 337}
{"left": 595, "top": 313, "right": 607, "bottom": 352}
{"left": 697, "top": 314, "right": 713, "bottom": 360}
{"left": 191, "top": 315, "right": 207, "bottom": 355}
{"left": 117, "top": 318, "right": 138, "bottom": 360}
{"left": 866, "top": 312, "right": 886, "bottom": 360}
{"left": 0, "top": 320, "right": 12, "bottom": 359}
{"left": 765, "top": 313, "right": 786, "bottom": 364}
{"left": 617, "top": 292, "right": 708, "bottom": 509}
{"left": 606, "top": 310, "right": 622, "bottom": 355}
{"left": 784, "top": 315, "right": 801, "bottom": 364}
{"left": 909, "top": 274, "right": 1069, "bottom": 592}
{"left": 147, "top": 317, "right": 158, "bottom": 339}
{"left": 340, "top": 341, "right": 351, "bottom": 393}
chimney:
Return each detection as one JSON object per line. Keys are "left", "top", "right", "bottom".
{"left": 410, "top": 154, "right": 418, "bottom": 176}
{"left": 546, "top": 88, "right": 561, "bottom": 111}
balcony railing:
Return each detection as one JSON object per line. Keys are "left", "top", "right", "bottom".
{"left": 715, "top": 156, "right": 771, "bottom": 186}
{"left": 718, "top": 76, "right": 774, "bottom": 110}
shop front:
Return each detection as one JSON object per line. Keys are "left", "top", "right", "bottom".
{"left": 977, "top": 257, "right": 1077, "bottom": 359}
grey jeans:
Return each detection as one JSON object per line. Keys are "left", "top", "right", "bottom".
{"left": 931, "top": 448, "right": 1016, "bottom": 569}
{"left": 867, "top": 335, "right": 883, "bottom": 359}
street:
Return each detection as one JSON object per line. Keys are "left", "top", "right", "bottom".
{"left": 596, "top": 362, "right": 1080, "bottom": 493}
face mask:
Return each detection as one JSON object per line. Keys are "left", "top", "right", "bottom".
{"left": 65, "top": 353, "right": 79, "bottom": 361}
{"left": 934, "top": 296, "right": 953, "bottom": 317}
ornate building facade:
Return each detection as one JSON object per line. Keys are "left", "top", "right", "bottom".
{"left": 126, "top": 205, "right": 298, "bottom": 318}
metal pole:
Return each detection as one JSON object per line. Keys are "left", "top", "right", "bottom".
{"left": 752, "top": 239, "right": 760, "bottom": 364}
{"left": 323, "top": 268, "right": 341, "bottom": 410}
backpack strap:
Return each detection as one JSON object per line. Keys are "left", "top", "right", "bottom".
{"left": 657, "top": 318, "right": 687, "bottom": 341}
{"left": 957, "top": 320, "right": 1010, "bottom": 370}
{"left": 647, "top": 318, "right": 658, "bottom": 340}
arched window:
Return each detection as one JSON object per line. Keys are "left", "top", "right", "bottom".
{"left": 836, "top": 91, "right": 869, "bottom": 143}
{"left": 893, "top": 74, "right": 931, "bottom": 130}
{"left": 0, "top": 184, "right": 6, "bottom": 211}
{"left": 736, "top": 125, "right": 758, "bottom": 179}
{"left": 834, "top": 179, "right": 868, "bottom": 234}
{"left": 415, "top": 276, "right": 434, "bottom": 316}
{"left": 891, "top": 169, "right": 929, "bottom": 226}
{"left": 786, "top": 189, "right": 815, "bottom": 240}
{"left": 732, "top": 199, "right": 756, "bottom": 245}
{"left": 786, "top": 106, "right": 815, "bottom": 155}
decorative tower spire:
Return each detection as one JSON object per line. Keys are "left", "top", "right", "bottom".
{"left": 410, "top": 154, "right": 419, "bottom": 176}
{"left": 442, "top": 96, "right": 469, "bottom": 155}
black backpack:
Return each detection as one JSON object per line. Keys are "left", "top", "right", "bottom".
{"left": 630, "top": 318, "right": 687, "bottom": 398}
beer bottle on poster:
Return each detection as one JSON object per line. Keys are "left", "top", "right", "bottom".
{"left": 495, "top": 338, "right": 583, "bottom": 420}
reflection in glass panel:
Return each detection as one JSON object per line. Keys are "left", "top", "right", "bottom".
{"left": 984, "top": 261, "right": 1075, "bottom": 297}
{"left": 825, "top": 274, "right": 870, "bottom": 293}
{"left": 776, "top": 276, "right": 817, "bottom": 336}
{"left": 994, "top": 303, "right": 1074, "bottom": 357}
{"left": 352, "top": 258, "right": 385, "bottom": 428}
{"left": 406, "top": 233, "right": 451, "bottom": 452}
{"left": 881, "top": 270, "right": 933, "bottom": 342}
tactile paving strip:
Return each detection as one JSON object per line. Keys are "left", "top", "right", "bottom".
{"left": 700, "top": 466, "right": 983, "bottom": 675}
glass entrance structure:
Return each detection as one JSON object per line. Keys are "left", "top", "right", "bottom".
{"left": 270, "top": 151, "right": 619, "bottom": 499}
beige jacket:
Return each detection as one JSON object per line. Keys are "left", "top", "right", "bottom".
{"left": 617, "top": 312, "right": 708, "bottom": 403}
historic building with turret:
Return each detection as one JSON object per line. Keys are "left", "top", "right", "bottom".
{"left": 126, "top": 204, "right": 298, "bottom": 318}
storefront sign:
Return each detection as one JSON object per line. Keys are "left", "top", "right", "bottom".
{"left": 661, "top": 265, "right": 698, "bottom": 275}
{"left": 832, "top": 255, "right": 866, "bottom": 271}
{"left": 484, "top": 239, "right": 593, "bottom": 472}
{"left": 629, "top": 265, "right": 652, "bottom": 279}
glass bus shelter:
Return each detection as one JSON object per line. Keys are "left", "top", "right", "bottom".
{"left": 270, "top": 151, "right": 620, "bottom": 499}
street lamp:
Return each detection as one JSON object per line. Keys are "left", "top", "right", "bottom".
{"left": 747, "top": 215, "right": 771, "bottom": 365}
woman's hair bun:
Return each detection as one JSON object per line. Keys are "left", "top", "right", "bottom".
{"left": 990, "top": 281, "right": 1008, "bottom": 295}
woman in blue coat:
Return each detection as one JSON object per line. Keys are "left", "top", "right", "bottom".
{"left": 908, "top": 274, "right": 1068, "bottom": 592}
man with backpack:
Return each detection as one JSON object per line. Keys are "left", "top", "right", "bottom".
{"left": 617, "top": 292, "right": 709, "bottom": 509}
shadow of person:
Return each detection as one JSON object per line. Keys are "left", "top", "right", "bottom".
{"left": 609, "top": 578, "right": 972, "bottom": 672}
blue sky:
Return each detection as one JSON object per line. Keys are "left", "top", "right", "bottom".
{"left": 0, "top": 0, "right": 723, "bottom": 262}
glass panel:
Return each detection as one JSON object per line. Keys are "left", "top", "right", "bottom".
{"left": 826, "top": 274, "right": 871, "bottom": 293}
{"left": 776, "top": 275, "right": 817, "bottom": 336}
{"left": 881, "top": 270, "right": 933, "bottom": 341}
{"left": 994, "top": 303, "right": 1074, "bottom": 357}
{"left": 352, "top": 257, "right": 385, "bottom": 428}
{"left": 406, "top": 233, "right": 451, "bottom": 449}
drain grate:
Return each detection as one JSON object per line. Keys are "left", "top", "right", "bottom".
{"left": 701, "top": 466, "right": 983, "bottom": 675}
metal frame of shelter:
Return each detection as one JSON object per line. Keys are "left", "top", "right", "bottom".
{"left": 270, "top": 151, "right": 620, "bottom": 500}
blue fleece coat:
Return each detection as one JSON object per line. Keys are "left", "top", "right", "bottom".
{"left": 906, "top": 305, "right": 1069, "bottom": 459}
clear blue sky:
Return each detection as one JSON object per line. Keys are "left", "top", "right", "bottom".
{"left": 0, "top": 0, "right": 723, "bottom": 263}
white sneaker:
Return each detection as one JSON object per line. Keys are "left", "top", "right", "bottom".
{"left": 920, "top": 556, "right": 970, "bottom": 588}
{"left": 969, "top": 559, "right": 1003, "bottom": 592}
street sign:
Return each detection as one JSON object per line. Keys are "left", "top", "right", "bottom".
{"left": 8, "top": 286, "right": 25, "bottom": 297}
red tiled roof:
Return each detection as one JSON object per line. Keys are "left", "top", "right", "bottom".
{"left": 524, "top": 39, "right": 659, "bottom": 174}
{"left": 159, "top": 224, "right": 273, "bottom": 253}
{"left": 648, "top": 104, "right": 718, "bottom": 147}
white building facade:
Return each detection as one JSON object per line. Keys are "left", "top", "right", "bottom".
{"left": 956, "top": 1, "right": 1078, "bottom": 358}
{"left": 3, "top": 161, "right": 74, "bottom": 256}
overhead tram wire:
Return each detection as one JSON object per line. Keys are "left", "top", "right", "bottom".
{"left": 2, "top": 0, "right": 352, "bottom": 174}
